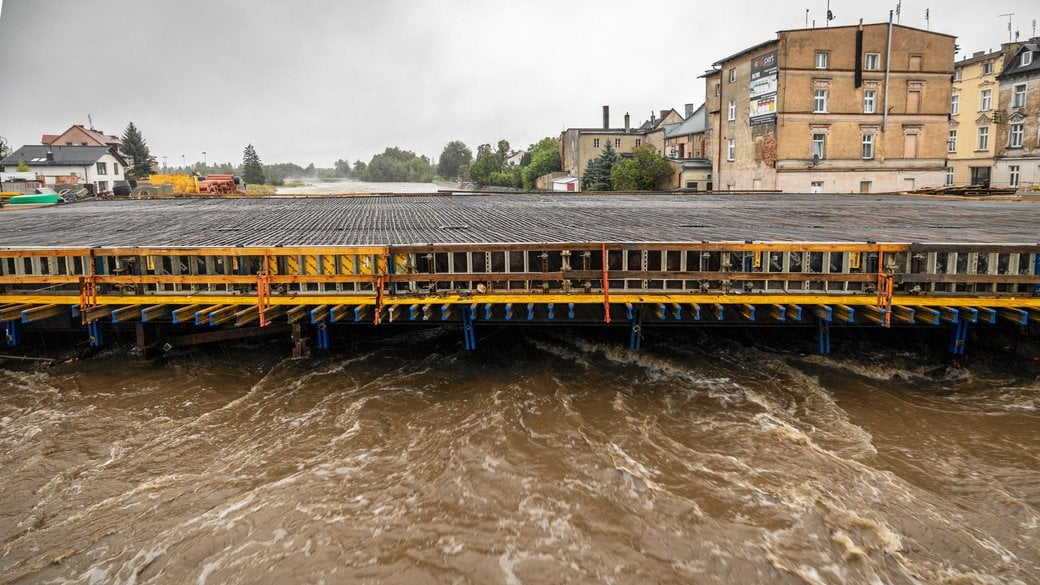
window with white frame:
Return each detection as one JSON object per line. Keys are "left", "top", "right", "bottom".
{"left": 982, "top": 62, "right": 993, "bottom": 75}
{"left": 1012, "top": 84, "right": 1026, "bottom": 108}
{"left": 864, "top": 89, "right": 877, "bottom": 113}
{"left": 950, "top": 94, "right": 959, "bottom": 115}
{"left": 813, "top": 89, "right": 828, "bottom": 113}
{"left": 811, "top": 133, "right": 826, "bottom": 160}
{"left": 861, "top": 134, "right": 875, "bottom": 159}
{"left": 114, "top": 163, "right": 120, "bottom": 175}
{"left": 593, "top": 139, "right": 600, "bottom": 148}
{"left": 729, "top": 68, "right": 736, "bottom": 83}
{"left": 948, "top": 130, "right": 957, "bottom": 153}
{"left": 1023, "top": 52, "right": 1034, "bottom": 67}
{"left": 977, "top": 126, "right": 989, "bottom": 151}
{"left": 864, "top": 53, "right": 880, "bottom": 70}
{"left": 1010, "top": 123, "right": 1024, "bottom": 148}
{"left": 727, "top": 139, "right": 735, "bottom": 161}
{"left": 727, "top": 100, "right": 736, "bottom": 121}
{"left": 1010, "top": 165, "right": 1020, "bottom": 186}
{"left": 945, "top": 167, "right": 954, "bottom": 186}
{"left": 96, "top": 162, "right": 107, "bottom": 175}
{"left": 715, "top": 83, "right": 720, "bottom": 96}
{"left": 614, "top": 138, "right": 621, "bottom": 148}
{"left": 954, "top": 68, "right": 962, "bottom": 81}
{"left": 815, "top": 52, "right": 828, "bottom": 69}
{"left": 635, "top": 139, "right": 641, "bottom": 147}
{"left": 980, "top": 88, "right": 992, "bottom": 111}
{"left": 98, "top": 181, "right": 108, "bottom": 192}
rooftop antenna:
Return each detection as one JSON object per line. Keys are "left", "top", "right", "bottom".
{"left": 895, "top": 0, "right": 901, "bottom": 24}
{"left": 87, "top": 114, "right": 94, "bottom": 130}
{"left": 1033, "top": 19, "right": 1037, "bottom": 38}
{"left": 999, "top": 12, "right": 1014, "bottom": 42}
{"left": 806, "top": 8, "right": 810, "bottom": 28}
{"left": 826, "top": 0, "right": 834, "bottom": 26}
{"left": 925, "top": 8, "right": 930, "bottom": 30}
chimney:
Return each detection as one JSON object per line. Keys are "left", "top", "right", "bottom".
{"left": 46, "top": 149, "right": 54, "bottom": 162}
{"left": 685, "top": 103, "right": 694, "bottom": 118}
{"left": 660, "top": 109, "right": 669, "bottom": 121}
{"left": 624, "top": 112, "right": 630, "bottom": 132}
{"left": 602, "top": 105, "right": 610, "bottom": 129}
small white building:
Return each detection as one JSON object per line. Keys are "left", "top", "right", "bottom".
{"left": 552, "top": 176, "right": 580, "bottom": 192}
{"left": 505, "top": 150, "right": 526, "bottom": 167}
{"left": 0, "top": 145, "right": 127, "bottom": 194}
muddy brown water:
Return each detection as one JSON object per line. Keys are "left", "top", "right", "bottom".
{"left": 1, "top": 328, "right": 1038, "bottom": 584}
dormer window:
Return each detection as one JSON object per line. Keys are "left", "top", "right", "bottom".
{"left": 1024, "top": 52, "right": 1034, "bottom": 67}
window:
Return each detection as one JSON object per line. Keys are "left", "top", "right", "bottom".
{"left": 1012, "top": 84, "right": 1026, "bottom": 108}
{"left": 948, "top": 130, "right": 957, "bottom": 153}
{"left": 815, "top": 52, "right": 828, "bottom": 69}
{"left": 906, "top": 89, "right": 921, "bottom": 114}
{"left": 614, "top": 138, "right": 621, "bottom": 148}
{"left": 859, "top": 181, "right": 872, "bottom": 193}
{"left": 98, "top": 181, "right": 108, "bottom": 192}
{"left": 982, "top": 62, "right": 993, "bottom": 75}
{"left": 977, "top": 126, "right": 989, "bottom": 151}
{"left": 904, "top": 133, "right": 919, "bottom": 158}
{"left": 813, "top": 89, "right": 828, "bottom": 113}
{"left": 954, "top": 68, "right": 962, "bottom": 81}
{"left": 727, "top": 100, "right": 736, "bottom": 121}
{"left": 980, "top": 89, "right": 992, "bottom": 111}
{"left": 729, "top": 68, "right": 736, "bottom": 83}
{"left": 945, "top": 167, "right": 955, "bottom": 186}
{"left": 727, "top": 139, "right": 735, "bottom": 161}
{"left": 1010, "top": 123, "right": 1024, "bottom": 148}
{"left": 811, "top": 133, "right": 826, "bottom": 160}
{"left": 1010, "top": 165, "right": 1020, "bottom": 186}
{"left": 864, "top": 53, "right": 880, "bottom": 70}
{"left": 96, "top": 162, "right": 107, "bottom": 175}
{"left": 862, "top": 134, "right": 875, "bottom": 159}
{"left": 635, "top": 139, "right": 641, "bottom": 147}
{"left": 1023, "top": 52, "right": 1034, "bottom": 67}
{"left": 714, "top": 83, "right": 720, "bottom": 96}
{"left": 113, "top": 163, "right": 120, "bottom": 175}
{"left": 950, "top": 94, "right": 959, "bottom": 115}
{"left": 864, "top": 90, "right": 877, "bottom": 113}
{"left": 908, "top": 55, "right": 923, "bottom": 71}
{"left": 592, "top": 139, "right": 599, "bottom": 148}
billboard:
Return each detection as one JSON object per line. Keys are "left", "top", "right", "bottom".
{"left": 749, "top": 50, "right": 778, "bottom": 126}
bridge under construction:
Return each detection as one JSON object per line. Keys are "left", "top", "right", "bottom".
{"left": 1, "top": 192, "right": 1038, "bottom": 356}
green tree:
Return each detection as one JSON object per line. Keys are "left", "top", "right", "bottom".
{"left": 241, "top": 144, "right": 265, "bottom": 185}
{"left": 351, "top": 160, "right": 368, "bottom": 179}
{"left": 358, "top": 147, "right": 433, "bottom": 182}
{"left": 581, "top": 142, "right": 619, "bottom": 191}
{"left": 468, "top": 141, "right": 510, "bottom": 185}
{"left": 611, "top": 145, "right": 675, "bottom": 191}
{"left": 521, "top": 137, "right": 562, "bottom": 190}
{"left": 16, "top": 159, "right": 31, "bottom": 172}
{"left": 121, "top": 122, "right": 153, "bottom": 179}
{"left": 334, "top": 159, "right": 351, "bottom": 176}
{"left": 437, "top": 140, "right": 472, "bottom": 180}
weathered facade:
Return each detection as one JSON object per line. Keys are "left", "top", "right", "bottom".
{"left": 560, "top": 107, "right": 683, "bottom": 187}
{"left": 709, "top": 23, "right": 955, "bottom": 193}
{"left": 994, "top": 41, "right": 1040, "bottom": 190}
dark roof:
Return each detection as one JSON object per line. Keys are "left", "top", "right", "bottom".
{"left": 998, "top": 43, "right": 1040, "bottom": 79}
{"left": 712, "top": 39, "right": 778, "bottom": 67}
{"left": 666, "top": 104, "right": 707, "bottom": 138}
{"left": 956, "top": 49, "right": 1003, "bottom": 67}
{"left": 0, "top": 145, "right": 126, "bottom": 167}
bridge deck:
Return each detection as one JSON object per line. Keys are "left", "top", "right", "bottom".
{"left": 1, "top": 193, "right": 1038, "bottom": 247}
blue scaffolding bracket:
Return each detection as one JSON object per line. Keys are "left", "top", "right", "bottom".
{"left": 3, "top": 321, "right": 21, "bottom": 347}
{"left": 629, "top": 309, "right": 643, "bottom": 351}
{"left": 949, "top": 321, "right": 969, "bottom": 355}
{"left": 88, "top": 321, "right": 104, "bottom": 348}
{"left": 1034, "top": 252, "right": 1040, "bottom": 297}
{"left": 315, "top": 318, "right": 330, "bottom": 350}
{"left": 461, "top": 308, "right": 477, "bottom": 351}
{"left": 817, "top": 317, "right": 831, "bottom": 355}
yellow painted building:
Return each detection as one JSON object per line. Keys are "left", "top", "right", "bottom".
{"left": 560, "top": 107, "right": 684, "bottom": 187}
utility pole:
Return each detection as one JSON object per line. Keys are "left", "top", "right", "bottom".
{"left": 806, "top": 8, "right": 810, "bottom": 28}
{"left": 895, "top": 0, "right": 901, "bottom": 24}
{"left": 999, "top": 12, "right": 1015, "bottom": 42}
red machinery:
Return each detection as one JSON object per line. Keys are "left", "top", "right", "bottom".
{"left": 197, "top": 174, "right": 243, "bottom": 194}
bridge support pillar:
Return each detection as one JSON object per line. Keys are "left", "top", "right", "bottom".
{"left": 949, "top": 321, "right": 969, "bottom": 356}
{"left": 3, "top": 321, "right": 21, "bottom": 347}
{"left": 629, "top": 308, "right": 643, "bottom": 351}
{"left": 817, "top": 317, "right": 831, "bottom": 355}
{"left": 315, "top": 318, "right": 330, "bottom": 350}
{"left": 461, "top": 308, "right": 477, "bottom": 351}
{"left": 88, "top": 321, "right": 104, "bottom": 348}
{"left": 291, "top": 323, "right": 310, "bottom": 359}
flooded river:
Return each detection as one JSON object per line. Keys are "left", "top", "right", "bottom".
{"left": 1, "top": 328, "right": 1038, "bottom": 584}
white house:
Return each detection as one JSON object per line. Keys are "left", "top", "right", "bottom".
{"left": 0, "top": 145, "right": 127, "bottom": 194}
{"left": 505, "top": 150, "right": 526, "bottom": 167}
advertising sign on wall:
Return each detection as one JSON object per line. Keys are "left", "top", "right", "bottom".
{"left": 749, "top": 50, "right": 778, "bottom": 126}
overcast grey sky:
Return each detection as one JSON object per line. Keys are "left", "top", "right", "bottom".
{"left": 1, "top": 0, "right": 1037, "bottom": 168}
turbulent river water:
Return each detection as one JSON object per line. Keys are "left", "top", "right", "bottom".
{"left": 1, "top": 327, "right": 1038, "bottom": 584}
